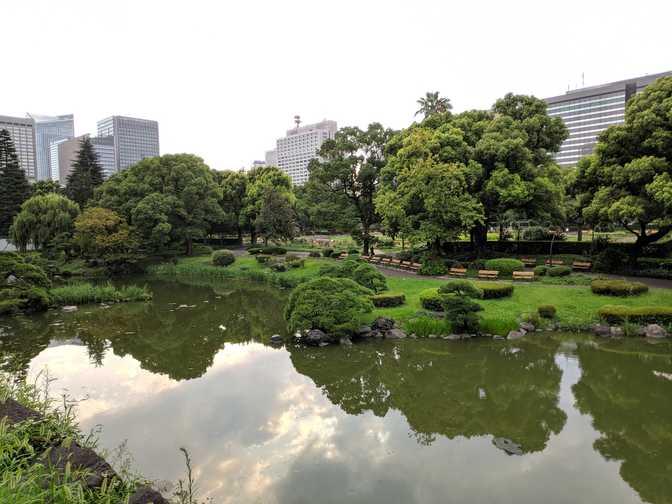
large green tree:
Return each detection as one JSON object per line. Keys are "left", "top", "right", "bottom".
{"left": 579, "top": 76, "right": 672, "bottom": 253}
{"left": 307, "top": 123, "right": 394, "bottom": 255}
{"left": 95, "top": 154, "right": 223, "bottom": 256}
{"left": 242, "top": 166, "right": 294, "bottom": 245}
{"left": 65, "top": 137, "right": 104, "bottom": 208}
{"left": 0, "top": 129, "right": 31, "bottom": 236}
{"left": 212, "top": 169, "right": 248, "bottom": 243}
{"left": 415, "top": 91, "right": 452, "bottom": 118}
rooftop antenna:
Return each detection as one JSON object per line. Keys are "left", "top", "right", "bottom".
{"left": 294, "top": 115, "right": 301, "bottom": 129}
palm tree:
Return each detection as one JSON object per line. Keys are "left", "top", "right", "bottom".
{"left": 415, "top": 91, "right": 452, "bottom": 118}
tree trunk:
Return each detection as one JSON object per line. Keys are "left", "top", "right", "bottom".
{"left": 250, "top": 228, "right": 257, "bottom": 245}
{"left": 362, "top": 223, "right": 371, "bottom": 256}
{"left": 498, "top": 223, "right": 505, "bottom": 241}
{"left": 236, "top": 226, "right": 243, "bottom": 245}
{"left": 185, "top": 238, "right": 193, "bottom": 256}
{"left": 472, "top": 223, "right": 488, "bottom": 256}
{"left": 577, "top": 226, "right": 583, "bottom": 242}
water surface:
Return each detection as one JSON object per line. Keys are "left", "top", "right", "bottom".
{"left": 1, "top": 279, "right": 671, "bottom": 503}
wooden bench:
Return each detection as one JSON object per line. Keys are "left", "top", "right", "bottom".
{"left": 389, "top": 259, "right": 404, "bottom": 268}
{"left": 544, "top": 259, "right": 564, "bottom": 266}
{"left": 449, "top": 267, "right": 467, "bottom": 277}
{"left": 520, "top": 257, "right": 537, "bottom": 267}
{"left": 477, "top": 269, "right": 499, "bottom": 280}
{"left": 513, "top": 271, "right": 535, "bottom": 281}
{"left": 368, "top": 255, "right": 383, "bottom": 264}
{"left": 335, "top": 252, "right": 347, "bottom": 260}
{"left": 572, "top": 261, "right": 592, "bottom": 271}
{"left": 406, "top": 262, "right": 421, "bottom": 273}
{"left": 380, "top": 257, "right": 393, "bottom": 265}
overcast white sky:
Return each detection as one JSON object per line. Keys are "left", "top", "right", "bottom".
{"left": 4, "top": 0, "right": 671, "bottom": 170}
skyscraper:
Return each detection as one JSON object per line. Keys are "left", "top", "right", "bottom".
{"left": 0, "top": 115, "right": 37, "bottom": 181}
{"left": 50, "top": 135, "right": 116, "bottom": 184}
{"left": 97, "top": 115, "right": 159, "bottom": 171}
{"left": 270, "top": 119, "right": 337, "bottom": 185}
{"left": 544, "top": 70, "right": 672, "bottom": 167}
{"left": 27, "top": 113, "right": 75, "bottom": 181}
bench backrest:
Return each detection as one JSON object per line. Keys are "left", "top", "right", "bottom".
{"left": 513, "top": 271, "right": 534, "bottom": 278}
{"left": 545, "top": 259, "right": 564, "bottom": 265}
{"left": 478, "top": 269, "right": 499, "bottom": 276}
{"left": 450, "top": 267, "right": 467, "bottom": 273}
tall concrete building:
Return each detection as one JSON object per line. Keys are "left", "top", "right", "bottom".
{"left": 27, "top": 113, "right": 75, "bottom": 181}
{"left": 0, "top": 115, "right": 37, "bottom": 181}
{"left": 544, "top": 70, "right": 672, "bottom": 167}
{"left": 269, "top": 119, "right": 337, "bottom": 185}
{"left": 49, "top": 135, "right": 116, "bottom": 184}
{"left": 97, "top": 115, "right": 159, "bottom": 171}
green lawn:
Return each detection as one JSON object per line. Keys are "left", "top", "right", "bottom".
{"left": 167, "top": 254, "right": 672, "bottom": 335}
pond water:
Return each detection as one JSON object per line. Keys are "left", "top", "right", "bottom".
{"left": 1, "top": 279, "right": 671, "bottom": 504}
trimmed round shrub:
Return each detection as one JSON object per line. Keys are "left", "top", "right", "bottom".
{"left": 323, "top": 248, "right": 334, "bottom": 258}
{"left": 598, "top": 305, "right": 672, "bottom": 325}
{"left": 353, "top": 263, "right": 388, "bottom": 293}
{"left": 418, "top": 259, "right": 447, "bottom": 276}
{"left": 484, "top": 258, "right": 524, "bottom": 276}
{"left": 475, "top": 282, "right": 514, "bottom": 299}
{"left": 538, "top": 305, "right": 557, "bottom": 319}
{"left": 255, "top": 254, "right": 272, "bottom": 264}
{"left": 309, "top": 251, "right": 321, "bottom": 257}
{"left": 420, "top": 288, "right": 443, "bottom": 311}
{"left": 591, "top": 279, "right": 649, "bottom": 296}
{"left": 247, "top": 247, "right": 263, "bottom": 255}
{"left": 533, "top": 265, "right": 548, "bottom": 277}
{"left": 212, "top": 249, "right": 235, "bottom": 267}
{"left": 441, "top": 295, "right": 482, "bottom": 333}
{"left": 284, "top": 277, "right": 373, "bottom": 334}
{"left": 371, "top": 292, "right": 406, "bottom": 308}
{"left": 548, "top": 265, "right": 571, "bottom": 277}
{"left": 439, "top": 280, "right": 483, "bottom": 299}
{"left": 261, "top": 246, "right": 287, "bottom": 255}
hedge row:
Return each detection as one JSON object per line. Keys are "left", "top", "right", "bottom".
{"left": 475, "top": 282, "right": 514, "bottom": 299}
{"left": 371, "top": 292, "right": 406, "bottom": 308}
{"left": 420, "top": 289, "right": 443, "bottom": 311}
{"left": 483, "top": 259, "right": 524, "bottom": 276}
{"left": 598, "top": 305, "right": 672, "bottom": 325}
{"left": 591, "top": 279, "right": 649, "bottom": 297}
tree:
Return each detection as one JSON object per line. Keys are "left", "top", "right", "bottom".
{"left": 9, "top": 193, "right": 80, "bottom": 252}
{"left": 95, "top": 154, "right": 224, "bottom": 256}
{"left": 32, "top": 180, "right": 63, "bottom": 197}
{"left": 242, "top": 166, "right": 294, "bottom": 245}
{"left": 212, "top": 170, "right": 248, "bottom": 243}
{"left": 256, "top": 188, "right": 295, "bottom": 244}
{"left": 0, "top": 129, "right": 31, "bottom": 237}
{"left": 415, "top": 91, "right": 452, "bottom": 118}
{"left": 579, "top": 76, "right": 672, "bottom": 254}
{"left": 65, "top": 137, "right": 104, "bottom": 208}
{"left": 308, "top": 123, "right": 394, "bottom": 255}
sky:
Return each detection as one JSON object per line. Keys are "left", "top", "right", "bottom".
{"left": 3, "top": 0, "right": 671, "bottom": 171}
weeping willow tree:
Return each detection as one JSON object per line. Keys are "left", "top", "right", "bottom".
{"left": 9, "top": 193, "right": 80, "bottom": 252}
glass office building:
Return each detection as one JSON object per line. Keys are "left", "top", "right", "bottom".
{"left": 544, "top": 71, "right": 672, "bottom": 167}
{"left": 97, "top": 116, "right": 160, "bottom": 171}
{"left": 49, "top": 135, "right": 117, "bottom": 184}
{"left": 28, "top": 113, "right": 75, "bottom": 181}
{"left": 0, "top": 115, "right": 37, "bottom": 181}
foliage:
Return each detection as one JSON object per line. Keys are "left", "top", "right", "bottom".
{"left": 65, "top": 137, "right": 104, "bottom": 208}
{"left": 522, "top": 226, "right": 565, "bottom": 241}
{"left": 284, "top": 277, "right": 374, "bottom": 334}
{"left": 0, "top": 129, "right": 31, "bottom": 237}
{"left": 9, "top": 194, "right": 79, "bottom": 253}
{"left": 547, "top": 265, "right": 571, "bottom": 277}
{"left": 0, "top": 253, "right": 52, "bottom": 316}
{"left": 438, "top": 280, "right": 483, "bottom": 299}
{"left": 438, "top": 292, "right": 483, "bottom": 334}
{"left": 256, "top": 187, "right": 296, "bottom": 243}
{"left": 50, "top": 282, "right": 151, "bottom": 305}
{"left": 190, "top": 243, "right": 213, "bottom": 256}
{"left": 402, "top": 316, "right": 449, "bottom": 337}
{"left": 538, "top": 305, "right": 557, "bottom": 319}
{"left": 483, "top": 258, "right": 524, "bottom": 275}
{"left": 592, "top": 248, "right": 629, "bottom": 273}
{"left": 323, "top": 248, "right": 334, "bottom": 257}
{"left": 259, "top": 246, "right": 287, "bottom": 255}
{"left": 95, "top": 154, "right": 224, "bottom": 256}
{"left": 475, "top": 282, "right": 514, "bottom": 299}
{"left": 419, "top": 288, "right": 443, "bottom": 311}
{"left": 598, "top": 305, "right": 672, "bottom": 325}
{"left": 579, "top": 76, "right": 672, "bottom": 252}
{"left": 212, "top": 249, "right": 235, "bottom": 267}
{"left": 591, "top": 279, "right": 649, "bottom": 297}
{"left": 270, "top": 262, "right": 287, "bottom": 272}
{"left": 31, "top": 179, "right": 63, "bottom": 197}
{"left": 636, "top": 258, "right": 672, "bottom": 271}
{"left": 371, "top": 292, "right": 406, "bottom": 307}
{"left": 534, "top": 265, "right": 548, "bottom": 276}
{"left": 352, "top": 263, "right": 388, "bottom": 292}
{"left": 415, "top": 91, "right": 452, "bottom": 118}
{"left": 247, "top": 247, "right": 263, "bottom": 255}
{"left": 255, "top": 255, "right": 271, "bottom": 264}
{"left": 418, "top": 258, "right": 448, "bottom": 276}
{"left": 242, "top": 166, "right": 294, "bottom": 246}
{"left": 308, "top": 251, "right": 321, "bottom": 257}
{"left": 212, "top": 169, "right": 248, "bottom": 241}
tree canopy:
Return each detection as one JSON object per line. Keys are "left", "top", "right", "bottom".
{"left": 0, "top": 129, "right": 31, "bottom": 237}
{"left": 65, "top": 137, "right": 104, "bottom": 208}
{"left": 415, "top": 91, "right": 452, "bottom": 118}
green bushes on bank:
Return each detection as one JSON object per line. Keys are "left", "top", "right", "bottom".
{"left": 598, "top": 305, "right": 672, "bottom": 325}
{"left": 548, "top": 265, "right": 571, "bottom": 277}
{"left": 371, "top": 292, "right": 406, "bottom": 307}
{"left": 591, "top": 279, "right": 649, "bottom": 296}
{"left": 534, "top": 265, "right": 548, "bottom": 277}
{"left": 50, "top": 282, "right": 152, "bottom": 305}
{"left": 484, "top": 258, "right": 524, "bottom": 276}
{"left": 0, "top": 253, "right": 52, "bottom": 316}
{"left": 212, "top": 249, "right": 235, "bottom": 267}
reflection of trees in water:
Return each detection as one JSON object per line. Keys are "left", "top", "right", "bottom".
{"left": 0, "top": 279, "right": 288, "bottom": 381}
{"left": 573, "top": 341, "right": 672, "bottom": 504}
{"left": 290, "top": 339, "right": 566, "bottom": 453}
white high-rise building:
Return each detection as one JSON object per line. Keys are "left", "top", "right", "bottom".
{"left": 27, "top": 113, "right": 75, "bottom": 180}
{"left": 0, "top": 115, "right": 37, "bottom": 181}
{"left": 97, "top": 115, "right": 159, "bottom": 172}
{"left": 270, "top": 119, "right": 337, "bottom": 185}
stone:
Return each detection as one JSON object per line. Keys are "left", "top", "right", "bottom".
{"left": 645, "top": 324, "right": 668, "bottom": 339}
{"left": 493, "top": 335, "right": 505, "bottom": 341}
{"left": 62, "top": 305, "right": 78, "bottom": 312}
{"left": 371, "top": 317, "right": 395, "bottom": 331}
{"left": 507, "top": 330, "right": 526, "bottom": 340}
{"left": 304, "top": 329, "right": 328, "bottom": 346}
{"left": 0, "top": 398, "right": 41, "bottom": 425}
{"left": 428, "top": 334, "right": 437, "bottom": 339}
{"left": 270, "top": 334, "right": 283, "bottom": 344}
{"left": 519, "top": 322, "right": 535, "bottom": 332}
{"left": 443, "top": 334, "right": 461, "bottom": 341}
{"left": 610, "top": 326, "right": 624, "bottom": 337}
{"left": 592, "top": 324, "right": 611, "bottom": 337}
{"left": 127, "top": 486, "right": 170, "bottom": 504}
{"left": 355, "top": 325, "right": 373, "bottom": 338}
{"left": 385, "top": 328, "right": 407, "bottom": 339}
{"left": 339, "top": 336, "right": 353, "bottom": 346}
{"left": 492, "top": 437, "right": 523, "bottom": 456}
{"left": 409, "top": 333, "right": 418, "bottom": 339}
{"left": 41, "top": 444, "right": 118, "bottom": 489}
{"left": 5, "top": 274, "right": 17, "bottom": 285}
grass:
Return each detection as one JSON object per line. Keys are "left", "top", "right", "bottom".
{"left": 50, "top": 282, "right": 152, "bottom": 306}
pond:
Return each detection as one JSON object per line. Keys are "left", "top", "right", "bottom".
{"left": 1, "top": 279, "right": 671, "bottom": 504}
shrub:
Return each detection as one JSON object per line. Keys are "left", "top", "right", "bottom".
{"left": 636, "top": 258, "right": 672, "bottom": 271}
{"left": 255, "top": 254, "right": 272, "bottom": 264}
{"left": 441, "top": 295, "right": 482, "bottom": 333}
{"left": 261, "top": 246, "right": 287, "bottom": 255}
{"left": 591, "top": 279, "right": 649, "bottom": 296}
{"left": 348, "top": 248, "right": 360, "bottom": 255}
{"left": 484, "top": 258, "right": 524, "bottom": 276}
{"left": 212, "top": 250, "right": 235, "bottom": 267}
{"left": 593, "top": 248, "right": 629, "bottom": 273}
{"left": 533, "top": 265, "right": 548, "bottom": 276}
{"left": 598, "top": 305, "right": 672, "bottom": 325}
{"left": 192, "top": 243, "right": 213, "bottom": 256}
{"left": 371, "top": 292, "right": 406, "bottom": 307}
{"left": 309, "top": 251, "right": 321, "bottom": 257}
{"left": 548, "top": 265, "right": 571, "bottom": 277}
{"left": 538, "top": 305, "right": 557, "bottom": 319}
{"left": 418, "top": 259, "right": 447, "bottom": 276}
{"left": 353, "top": 263, "right": 388, "bottom": 293}
{"left": 439, "top": 280, "right": 482, "bottom": 299}
{"left": 522, "top": 226, "right": 565, "bottom": 241}
{"left": 286, "top": 257, "right": 305, "bottom": 268}
{"left": 247, "top": 247, "right": 263, "bottom": 255}
{"left": 475, "top": 282, "right": 514, "bottom": 299}
{"left": 270, "top": 262, "right": 287, "bottom": 272}
{"left": 50, "top": 282, "right": 151, "bottom": 305}
{"left": 420, "top": 288, "right": 443, "bottom": 311}
{"left": 284, "top": 277, "right": 373, "bottom": 335}
{"left": 403, "top": 316, "right": 449, "bottom": 337}
{"left": 323, "top": 248, "right": 334, "bottom": 258}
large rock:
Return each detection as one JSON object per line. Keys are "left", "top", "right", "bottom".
{"left": 592, "top": 324, "right": 611, "bottom": 338}
{"left": 354, "top": 325, "right": 373, "bottom": 338}
{"left": 0, "top": 398, "right": 41, "bottom": 425}
{"left": 385, "top": 328, "right": 407, "bottom": 339}
{"left": 304, "top": 329, "right": 329, "bottom": 346}
{"left": 5, "top": 274, "right": 17, "bottom": 285}
{"left": 41, "top": 444, "right": 118, "bottom": 489}
{"left": 519, "top": 322, "right": 535, "bottom": 333}
{"left": 127, "top": 485, "right": 170, "bottom": 504}
{"left": 492, "top": 437, "right": 523, "bottom": 456}
{"left": 371, "top": 317, "right": 395, "bottom": 331}
{"left": 645, "top": 324, "right": 668, "bottom": 339}
{"left": 610, "top": 326, "right": 624, "bottom": 337}
{"left": 339, "top": 336, "right": 353, "bottom": 346}
{"left": 270, "top": 334, "right": 283, "bottom": 344}
{"left": 507, "top": 330, "right": 526, "bottom": 340}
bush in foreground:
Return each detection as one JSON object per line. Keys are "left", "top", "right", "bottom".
{"left": 212, "top": 249, "right": 235, "bottom": 267}
{"left": 475, "top": 282, "right": 514, "bottom": 299}
{"left": 484, "top": 258, "right": 524, "bottom": 276}
{"left": 548, "top": 266, "right": 571, "bottom": 277}
{"left": 591, "top": 279, "right": 649, "bottom": 296}
{"left": 353, "top": 263, "right": 388, "bottom": 293}
{"left": 371, "top": 292, "right": 406, "bottom": 308}
{"left": 598, "top": 305, "right": 672, "bottom": 325}
{"left": 284, "top": 277, "right": 373, "bottom": 335}
{"left": 533, "top": 265, "right": 548, "bottom": 277}
{"left": 438, "top": 280, "right": 483, "bottom": 333}
{"left": 420, "top": 288, "right": 443, "bottom": 311}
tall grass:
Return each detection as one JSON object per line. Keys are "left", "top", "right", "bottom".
{"left": 50, "top": 283, "right": 151, "bottom": 305}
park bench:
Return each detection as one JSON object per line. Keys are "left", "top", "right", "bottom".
{"left": 406, "top": 262, "right": 421, "bottom": 273}
{"left": 380, "top": 257, "right": 393, "bottom": 265}
{"left": 390, "top": 258, "right": 404, "bottom": 268}
{"left": 544, "top": 259, "right": 564, "bottom": 266}
{"left": 448, "top": 267, "right": 467, "bottom": 277}
{"left": 513, "top": 271, "right": 535, "bottom": 281}
{"left": 334, "top": 252, "right": 347, "bottom": 260}
{"left": 477, "top": 270, "right": 499, "bottom": 280}
{"left": 369, "top": 255, "right": 383, "bottom": 264}
{"left": 572, "top": 261, "right": 592, "bottom": 271}
{"left": 520, "top": 257, "right": 537, "bottom": 267}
